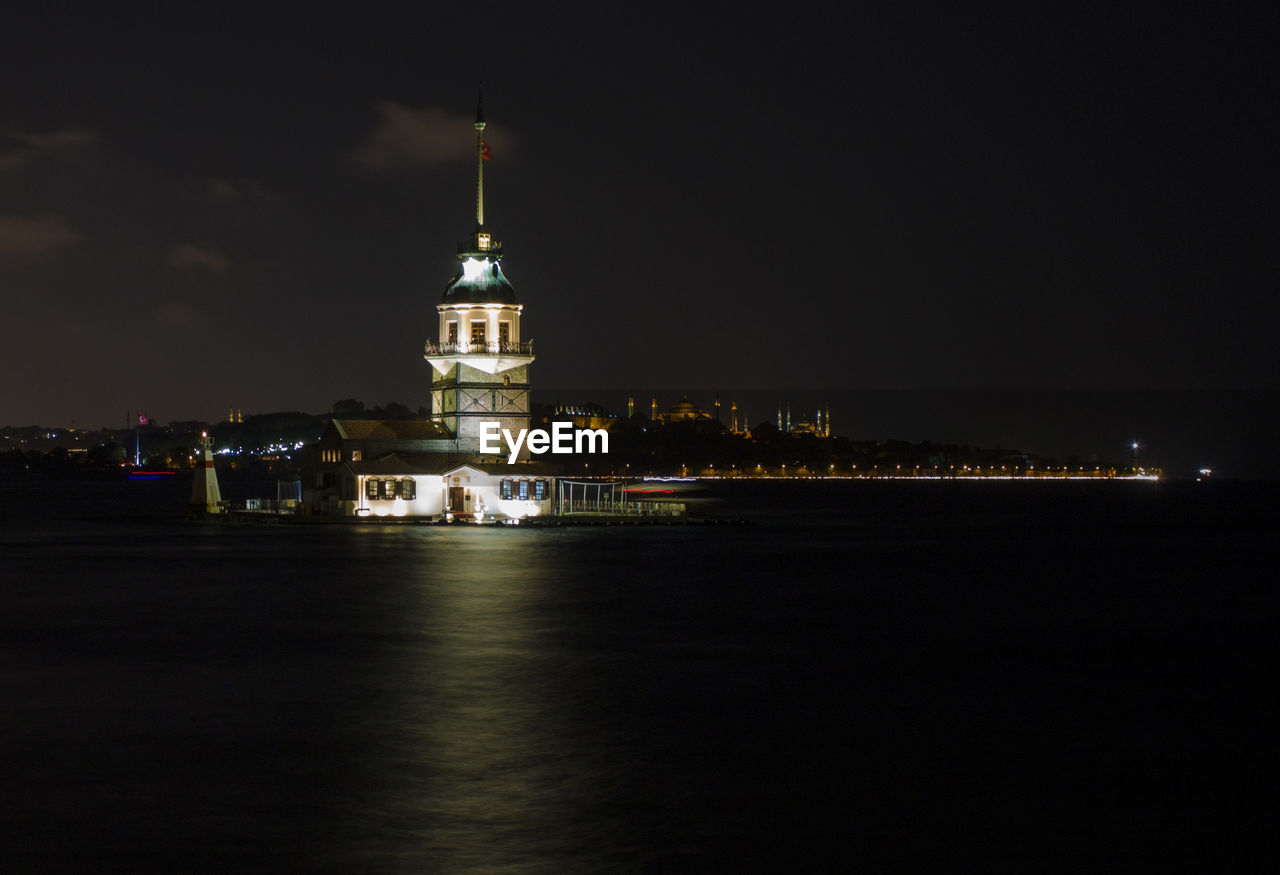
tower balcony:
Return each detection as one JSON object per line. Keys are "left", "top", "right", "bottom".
{"left": 425, "top": 340, "right": 533, "bottom": 357}
{"left": 424, "top": 339, "right": 535, "bottom": 376}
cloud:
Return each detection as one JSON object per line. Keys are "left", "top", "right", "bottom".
{"left": 169, "top": 242, "right": 230, "bottom": 272}
{"left": 0, "top": 152, "right": 28, "bottom": 172}
{"left": 183, "top": 177, "right": 284, "bottom": 206}
{"left": 198, "top": 177, "right": 243, "bottom": 205}
{"left": 5, "top": 128, "right": 99, "bottom": 149}
{"left": 153, "top": 305, "right": 202, "bottom": 327}
{"left": 0, "top": 127, "right": 98, "bottom": 173}
{"left": 0, "top": 214, "right": 80, "bottom": 256}
{"left": 351, "top": 101, "right": 514, "bottom": 169}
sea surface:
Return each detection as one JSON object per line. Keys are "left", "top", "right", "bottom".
{"left": 1, "top": 478, "right": 1275, "bottom": 871}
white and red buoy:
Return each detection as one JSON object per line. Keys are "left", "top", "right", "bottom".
{"left": 190, "top": 431, "right": 224, "bottom": 515}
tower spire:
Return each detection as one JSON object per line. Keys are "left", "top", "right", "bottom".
{"left": 474, "top": 84, "right": 486, "bottom": 229}
{"left": 426, "top": 88, "right": 533, "bottom": 456}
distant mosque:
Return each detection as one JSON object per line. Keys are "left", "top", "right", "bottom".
{"left": 301, "top": 89, "right": 557, "bottom": 520}
{"left": 776, "top": 402, "right": 831, "bottom": 437}
{"left": 657, "top": 395, "right": 711, "bottom": 425}
{"left": 610, "top": 393, "right": 828, "bottom": 437}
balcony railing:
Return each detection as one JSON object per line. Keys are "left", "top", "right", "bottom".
{"left": 424, "top": 340, "right": 534, "bottom": 356}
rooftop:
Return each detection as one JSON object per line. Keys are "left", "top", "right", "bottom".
{"left": 330, "top": 420, "right": 451, "bottom": 441}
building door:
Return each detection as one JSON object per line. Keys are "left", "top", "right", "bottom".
{"left": 448, "top": 486, "right": 465, "bottom": 511}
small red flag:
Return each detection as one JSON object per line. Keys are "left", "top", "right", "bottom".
{"left": 481, "top": 140, "right": 491, "bottom": 161}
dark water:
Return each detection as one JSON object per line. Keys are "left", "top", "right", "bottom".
{"left": 1, "top": 480, "right": 1275, "bottom": 871}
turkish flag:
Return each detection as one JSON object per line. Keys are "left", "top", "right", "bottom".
{"left": 481, "top": 140, "right": 491, "bottom": 161}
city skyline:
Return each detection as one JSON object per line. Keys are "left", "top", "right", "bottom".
{"left": 3, "top": 5, "right": 1275, "bottom": 433}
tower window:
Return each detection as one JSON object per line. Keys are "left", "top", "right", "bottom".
{"left": 477, "top": 232, "right": 491, "bottom": 250}
{"left": 518, "top": 480, "right": 529, "bottom": 500}
{"left": 499, "top": 321, "right": 510, "bottom": 344}
{"left": 471, "top": 321, "right": 486, "bottom": 344}
{"left": 447, "top": 322, "right": 458, "bottom": 343}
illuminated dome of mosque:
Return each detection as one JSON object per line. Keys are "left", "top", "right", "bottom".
{"left": 666, "top": 398, "right": 705, "bottom": 420}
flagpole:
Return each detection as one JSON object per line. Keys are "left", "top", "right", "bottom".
{"left": 475, "top": 84, "right": 485, "bottom": 228}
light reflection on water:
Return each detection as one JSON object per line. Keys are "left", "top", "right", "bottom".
{"left": 3, "top": 480, "right": 1275, "bottom": 870}
{"left": 3, "top": 519, "right": 663, "bottom": 871}
{"left": 328, "top": 529, "right": 627, "bottom": 871}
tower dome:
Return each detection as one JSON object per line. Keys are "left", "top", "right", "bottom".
{"left": 443, "top": 250, "right": 519, "bottom": 305}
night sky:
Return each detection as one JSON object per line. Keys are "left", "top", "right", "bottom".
{"left": 3, "top": 5, "right": 1275, "bottom": 435}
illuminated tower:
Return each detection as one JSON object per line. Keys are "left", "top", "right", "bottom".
{"left": 627, "top": 395, "right": 635, "bottom": 419}
{"left": 730, "top": 400, "right": 739, "bottom": 433}
{"left": 424, "top": 88, "right": 534, "bottom": 456}
{"left": 650, "top": 397, "right": 658, "bottom": 421}
{"left": 713, "top": 392, "right": 721, "bottom": 423}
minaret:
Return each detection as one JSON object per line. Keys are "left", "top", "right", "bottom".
{"left": 424, "top": 88, "right": 534, "bottom": 457}
{"left": 713, "top": 392, "right": 721, "bottom": 423}
{"left": 190, "top": 431, "right": 223, "bottom": 515}
{"left": 786, "top": 403, "right": 792, "bottom": 433}
{"left": 730, "top": 400, "right": 738, "bottom": 433}
{"left": 650, "top": 397, "right": 658, "bottom": 422}
{"left": 627, "top": 395, "right": 635, "bottom": 419}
